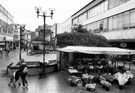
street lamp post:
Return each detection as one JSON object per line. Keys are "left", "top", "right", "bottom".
{"left": 19, "top": 24, "right": 25, "bottom": 61}
{"left": 35, "top": 7, "right": 54, "bottom": 63}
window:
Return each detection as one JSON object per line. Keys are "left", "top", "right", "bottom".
{"left": 108, "top": 17, "right": 113, "bottom": 31}
{"left": 114, "top": 0, "right": 119, "bottom": 7}
{"left": 123, "top": 11, "right": 129, "bottom": 29}
{"left": 112, "top": 15, "right": 118, "bottom": 30}
{"left": 0, "top": 27, "right": 1, "bottom": 33}
{"left": 90, "top": 9, "right": 92, "bottom": 18}
{"left": 109, "top": 0, "right": 114, "bottom": 9}
{"left": 79, "top": 13, "right": 87, "bottom": 23}
{"left": 73, "top": 18, "right": 79, "bottom": 25}
{"left": 124, "top": 0, "right": 130, "bottom": 3}
{"left": 92, "top": 8, "right": 95, "bottom": 17}
{"left": 83, "top": 12, "right": 87, "bottom": 21}
{"left": 130, "top": 9, "right": 135, "bottom": 28}
{"left": 91, "top": 23, "right": 94, "bottom": 33}
{"left": 86, "top": 24, "right": 89, "bottom": 32}
{"left": 88, "top": 9, "right": 92, "bottom": 19}
{"left": 89, "top": 24, "right": 92, "bottom": 32}
{"left": 95, "top": 7, "right": 98, "bottom": 15}
{"left": 100, "top": 2, "right": 104, "bottom": 13}
{"left": 97, "top": 4, "right": 101, "bottom": 14}
{"left": 104, "top": 0, "right": 108, "bottom": 11}
{"left": 99, "top": 20, "right": 104, "bottom": 32}
{"left": 103, "top": 18, "right": 108, "bottom": 32}
{"left": 97, "top": 21, "right": 100, "bottom": 33}
{"left": 83, "top": 25, "right": 87, "bottom": 29}
{"left": 94, "top": 22, "right": 98, "bottom": 33}
{"left": 119, "top": 0, "right": 124, "bottom": 4}
{"left": 3, "top": 28, "right": 7, "bottom": 34}
{"left": 117, "top": 14, "right": 123, "bottom": 30}
{"left": 93, "top": 22, "right": 96, "bottom": 33}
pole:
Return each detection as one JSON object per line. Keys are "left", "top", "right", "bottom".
{"left": 19, "top": 27, "right": 22, "bottom": 60}
{"left": 27, "top": 32, "right": 28, "bottom": 54}
{"left": 43, "top": 14, "right": 46, "bottom": 63}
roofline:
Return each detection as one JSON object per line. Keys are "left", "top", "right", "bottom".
{"left": 71, "top": 0, "right": 94, "bottom": 17}
{"left": 0, "top": 4, "right": 14, "bottom": 19}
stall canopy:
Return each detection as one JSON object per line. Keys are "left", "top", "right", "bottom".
{"left": 57, "top": 46, "right": 135, "bottom": 55}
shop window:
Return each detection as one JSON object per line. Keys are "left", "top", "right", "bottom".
{"left": 108, "top": 17, "right": 113, "bottom": 31}
{"left": 123, "top": 11, "right": 129, "bottom": 29}
{"left": 129, "top": 9, "right": 135, "bottom": 28}
{"left": 117, "top": 13, "right": 123, "bottom": 30}
{"left": 112, "top": 15, "right": 118, "bottom": 30}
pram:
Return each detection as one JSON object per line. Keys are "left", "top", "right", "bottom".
{"left": 8, "top": 70, "right": 21, "bottom": 87}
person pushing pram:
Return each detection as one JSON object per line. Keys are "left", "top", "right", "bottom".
{"left": 8, "top": 70, "right": 21, "bottom": 87}
{"left": 8, "top": 59, "right": 28, "bottom": 88}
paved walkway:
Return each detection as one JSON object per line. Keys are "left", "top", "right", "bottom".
{"left": 0, "top": 71, "right": 135, "bottom": 93}
{"left": 0, "top": 49, "right": 135, "bottom": 93}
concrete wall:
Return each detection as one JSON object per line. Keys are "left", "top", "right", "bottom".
{"left": 99, "top": 29, "right": 135, "bottom": 40}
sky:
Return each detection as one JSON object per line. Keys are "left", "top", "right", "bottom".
{"left": 0, "top": 0, "right": 92, "bottom": 31}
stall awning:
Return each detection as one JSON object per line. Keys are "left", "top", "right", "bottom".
{"left": 57, "top": 46, "right": 135, "bottom": 55}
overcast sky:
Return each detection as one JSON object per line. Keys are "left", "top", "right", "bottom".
{"left": 1, "top": 0, "right": 92, "bottom": 31}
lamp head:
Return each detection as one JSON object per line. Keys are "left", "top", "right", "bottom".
{"left": 35, "top": 6, "right": 41, "bottom": 18}
{"left": 49, "top": 8, "right": 55, "bottom": 19}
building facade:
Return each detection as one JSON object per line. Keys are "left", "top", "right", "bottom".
{"left": 12, "top": 24, "right": 21, "bottom": 48}
{"left": 0, "top": 4, "right": 14, "bottom": 50}
{"left": 61, "top": 17, "right": 72, "bottom": 33}
{"left": 71, "top": 0, "right": 135, "bottom": 49}
{"left": 32, "top": 25, "right": 53, "bottom": 51}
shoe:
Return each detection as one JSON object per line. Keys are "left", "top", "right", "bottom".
{"left": 25, "top": 83, "right": 28, "bottom": 87}
{"left": 21, "top": 86, "right": 25, "bottom": 88}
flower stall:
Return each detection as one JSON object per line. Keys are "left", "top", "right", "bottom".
{"left": 57, "top": 46, "right": 135, "bottom": 92}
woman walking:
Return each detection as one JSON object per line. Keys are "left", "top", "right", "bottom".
{"left": 19, "top": 61, "right": 28, "bottom": 88}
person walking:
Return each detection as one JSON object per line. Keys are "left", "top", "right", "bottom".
{"left": 19, "top": 61, "right": 28, "bottom": 88}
